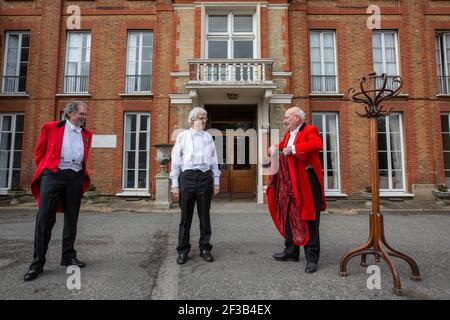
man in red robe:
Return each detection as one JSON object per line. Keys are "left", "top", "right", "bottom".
{"left": 24, "top": 101, "right": 92, "bottom": 281}
{"left": 267, "top": 106, "right": 326, "bottom": 273}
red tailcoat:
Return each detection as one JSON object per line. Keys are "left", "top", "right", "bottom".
{"left": 267, "top": 124, "right": 326, "bottom": 222}
{"left": 31, "top": 120, "right": 92, "bottom": 210}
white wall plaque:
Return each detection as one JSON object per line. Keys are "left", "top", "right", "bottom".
{"left": 91, "top": 135, "right": 117, "bottom": 148}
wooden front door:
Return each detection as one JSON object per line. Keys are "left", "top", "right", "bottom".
{"left": 206, "top": 105, "right": 256, "bottom": 199}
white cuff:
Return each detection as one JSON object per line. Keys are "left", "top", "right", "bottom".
{"left": 291, "top": 145, "right": 296, "bottom": 154}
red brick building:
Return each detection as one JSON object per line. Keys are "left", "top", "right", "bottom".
{"left": 1, "top": 0, "right": 450, "bottom": 203}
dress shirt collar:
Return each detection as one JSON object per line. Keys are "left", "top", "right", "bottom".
{"left": 66, "top": 120, "right": 82, "bottom": 133}
{"left": 290, "top": 122, "right": 304, "bottom": 136}
{"left": 190, "top": 127, "right": 203, "bottom": 136}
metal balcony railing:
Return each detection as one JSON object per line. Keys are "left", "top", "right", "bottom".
{"left": 311, "top": 75, "right": 338, "bottom": 94}
{"left": 438, "top": 76, "right": 450, "bottom": 95}
{"left": 374, "top": 75, "right": 401, "bottom": 92}
{"left": 64, "top": 75, "right": 89, "bottom": 94}
{"left": 2, "top": 76, "right": 27, "bottom": 93}
{"left": 124, "top": 75, "right": 152, "bottom": 93}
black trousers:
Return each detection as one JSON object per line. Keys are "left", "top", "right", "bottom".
{"left": 177, "top": 169, "right": 213, "bottom": 254}
{"left": 30, "top": 169, "right": 84, "bottom": 270}
{"left": 285, "top": 168, "right": 322, "bottom": 264}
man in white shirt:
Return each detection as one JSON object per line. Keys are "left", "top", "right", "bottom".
{"left": 170, "top": 107, "right": 220, "bottom": 265}
{"left": 24, "top": 101, "right": 93, "bottom": 281}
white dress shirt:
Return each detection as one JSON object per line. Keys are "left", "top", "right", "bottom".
{"left": 59, "top": 120, "right": 84, "bottom": 172}
{"left": 170, "top": 128, "right": 221, "bottom": 188}
{"left": 287, "top": 123, "right": 304, "bottom": 154}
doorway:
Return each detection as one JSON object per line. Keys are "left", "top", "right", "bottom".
{"left": 205, "top": 105, "right": 257, "bottom": 200}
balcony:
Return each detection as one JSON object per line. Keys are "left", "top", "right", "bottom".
{"left": 311, "top": 75, "right": 338, "bottom": 94}
{"left": 124, "top": 75, "right": 152, "bottom": 94}
{"left": 374, "top": 75, "right": 401, "bottom": 92}
{"left": 64, "top": 75, "right": 89, "bottom": 94}
{"left": 187, "top": 59, "right": 275, "bottom": 87}
{"left": 2, "top": 76, "right": 27, "bottom": 94}
{"left": 438, "top": 76, "right": 450, "bottom": 95}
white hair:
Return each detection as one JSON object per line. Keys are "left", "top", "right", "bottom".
{"left": 62, "top": 100, "right": 87, "bottom": 120}
{"left": 188, "top": 107, "right": 207, "bottom": 124}
{"left": 290, "top": 107, "right": 305, "bottom": 120}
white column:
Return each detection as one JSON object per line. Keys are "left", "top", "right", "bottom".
{"left": 257, "top": 90, "right": 272, "bottom": 203}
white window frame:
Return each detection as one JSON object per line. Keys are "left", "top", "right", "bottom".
{"left": 122, "top": 113, "right": 151, "bottom": 192}
{"left": 312, "top": 112, "right": 342, "bottom": 194}
{"left": 2, "top": 31, "right": 30, "bottom": 94}
{"left": 205, "top": 11, "right": 257, "bottom": 59}
{"left": 441, "top": 113, "right": 450, "bottom": 185}
{"left": 125, "top": 30, "right": 153, "bottom": 93}
{"left": 64, "top": 31, "right": 91, "bottom": 93}
{"left": 378, "top": 113, "right": 406, "bottom": 193}
{"left": 372, "top": 30, "right": 401, "bottom": 76}
{"left": 436, "top": 32, "right": 450, "bottom": 94}
{"left": 309, "top": 30, "right": 339, "bottom": 94}
{"left": 0, "top": 113, "right": 24, "bottom": 194}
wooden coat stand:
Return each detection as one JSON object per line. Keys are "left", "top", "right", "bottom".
{"left": 339, "top": 73, "right": 421, "bottom": 295}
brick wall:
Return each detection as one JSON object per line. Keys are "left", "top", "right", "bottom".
{"left": 1, "top": 0, "right": 450, "bottom": 198}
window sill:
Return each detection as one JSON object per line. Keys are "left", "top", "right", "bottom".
{"left": 0, "top": 93, "right": 29, "bottom": 98}
{"left": 379, "top": 192, "right": 414, "bottom": 198}
{"left": 56, "top": 93, "right": 91, "bottom": 97}
{"left": 119, "top": 92, "right": 154, "bottom": 97}
{"left": 392, "top": 93, "right": 409, "bottom": 99}
{"left": 309, "top": 93, "right": 345, "bottom": 98}
{"left": 116, "top": 191, "right": 151, "bottom": 197}
{"left": 437, "top": 94, "right": 450, "bottom": 99}
{"left": 325, "top": 192, "right": 347, "bottom": 198}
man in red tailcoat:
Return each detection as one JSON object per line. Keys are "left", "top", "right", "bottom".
{"left": 24, "top": 101, "right": 92, "bottom": 281}
{"left": 267, "top": 106, "right": 326, "bottom": 273}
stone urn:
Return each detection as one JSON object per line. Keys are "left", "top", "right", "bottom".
{"left": 153, "top": 143, "right": 173, "bottom": 177}
{"left": 153, "top": 143, "right": 174, "bottom": 208}
{"left": 7, "top": 188, "right": 26, "bottom": 205}
{"left": 84, "top": 185, "right": 99, "bottom": 204}
{"left": 431, "top": 189, "right": 450, "bottom": 207}
{"left": 361, "top": 187, "right": 372, "bottom": 207}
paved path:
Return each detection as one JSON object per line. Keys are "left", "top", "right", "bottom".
{"left": 0, "top": 205, "right": 449, "bottom": 300}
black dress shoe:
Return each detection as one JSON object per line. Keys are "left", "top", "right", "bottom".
{"left": 60, "top": 258, "right": 86, "bottom": 268}
{"left": 305, "top": 262, "right": 318, "bottom": 273}
{"left": 273, "top": 250, "right": 300, "bottom": 262}
{"left": 199, "top": 250, "right": 214, "bottom": 262}
{"left": 177, "top": 253, "right": 188, "bottom": 265}
{"left": 23, "top": 267, "right": 43, "bottom": 282}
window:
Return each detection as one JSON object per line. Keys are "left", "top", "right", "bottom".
{"left": 310, "top": 31, "right": 338, "bottom": 94}
{"left": 123, "top": 113, "right": 150, "bottom": 190}
{"left": 377, "top": 113, "right": 405, "bottom": 192}
{"left": 64, "top": 31, "right": 91, "bottom": 93}
{"left": 206, "top": 12, "right": 255, "bottom": 59}
{"left": 441, "top": 114, "right": 450, "bottom": 186}
{"left": 0, "top": 114, "right": 24, "bottom": 191}
{"left": 2, "top": 32, "right": 30, "bottom": 94}
{"left": 372, "top": 31, "right": 400, "bottom": 91}
{"left": 203, "top": 12, "right": 256, "bottom": 82}
{"left": 436, "top": 32, "right": 450, "bottom": 94}
{"left": 125, "top": 31, "right": 153, "bottom": 93}
{"left": 312, "top": 113, "right": 341, "bottom": 193}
